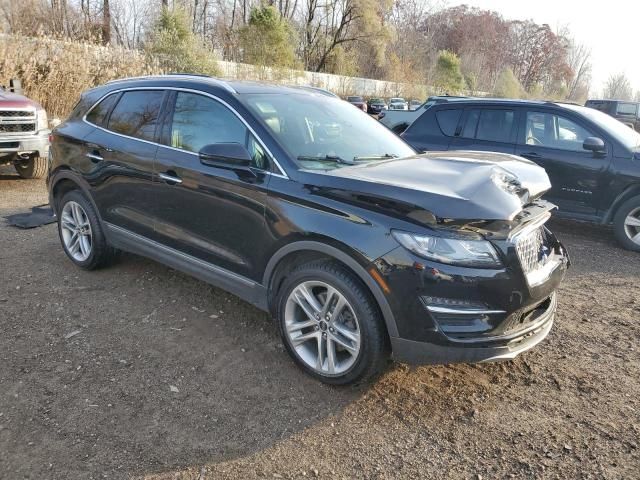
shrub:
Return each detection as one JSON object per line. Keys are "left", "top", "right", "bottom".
{"left": 434, "top": 50, "right": 466, "bottom": 93}
{"left": 238, "top": 6, "right": 297, "bottom": 69}
{"left": 145, "top": 8, "right": 220, "bottom": 77}
{"left": 493, "top": 68, "right": 525, "bottom": 99}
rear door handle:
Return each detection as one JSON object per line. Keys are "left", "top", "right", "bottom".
{"left": 159, "top": 172, "right": 183, "bottom": 185}
{"left": 521, "top": 152, "right": 541, "bottom": 159}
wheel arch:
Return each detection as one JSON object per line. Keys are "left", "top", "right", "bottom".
{"left": 602, "top": 183, "right": 640, "bottom": 224}
{"left": 49, "top": 170, "right": 101, "bottom": 221}
{"left": 263, "top": 240, "right": 399, "bottom": 338}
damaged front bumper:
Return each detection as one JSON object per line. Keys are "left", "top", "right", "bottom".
{"left": 372, "top": 206, "right": 569, "bottom": 366}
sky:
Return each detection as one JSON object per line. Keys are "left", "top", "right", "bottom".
{"left": 455, "top": 0, "right": 640, "bottom": 95}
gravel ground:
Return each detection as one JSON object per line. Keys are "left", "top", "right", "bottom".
{"left": 0, "top": 166, "right": 638, "bottom": 479}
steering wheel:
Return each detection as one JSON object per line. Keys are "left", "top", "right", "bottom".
{"left": 527, "top": 135, "right": 543, "bottom": 146}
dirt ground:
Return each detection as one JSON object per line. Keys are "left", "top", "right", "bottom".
{"left": 0, "top": 166, "right": 638, "bottom": 480}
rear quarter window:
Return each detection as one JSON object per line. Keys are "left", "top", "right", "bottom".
{"left": 435, "top": 109, "right": 462, "bottom": 136}
{"left": 86, "top": 93, "right": 120, "bottom": 127}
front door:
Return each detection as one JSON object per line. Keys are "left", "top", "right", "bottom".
{"left": 515, "top": 110, "right": 611, "bottom": 215}
{"left": 151, "top": 90, "right": 273, "bottom": 281}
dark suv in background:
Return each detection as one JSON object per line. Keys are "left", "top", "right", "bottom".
{"left": 48, "top": 76, "right": 568, "bottom": 384}
{"left": 401, "top": 98, "right": 640, "bottom": 251}
{"left": 585, "top": 99, "right": 640, "bottom": 131}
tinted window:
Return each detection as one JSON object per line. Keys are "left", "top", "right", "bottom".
{"left": 616, "top": 102, "right": 638, "bottom": 115}
{"left": 107, "top": 91, "right": 164, "bottom": 141}
{"left": 86, "top": 93, "right": 119, "bottom": 127}
{"left": 524, "top": 112, "right": 595, "bottom": 151}
{"left": 476, "top": 109, "right": 514, "bottom": 142}
{"left": 435, "top": 109, "right": 462, "bottom": 136}
{"left": 169, "top": 92, "right": 247, "bottom": 154}
{"left": 462, "top": 109, "right": 480, "bottom": 138}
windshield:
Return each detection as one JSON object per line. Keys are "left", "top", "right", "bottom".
{"left": 390, "top": 98, "right": 405, "bottom": 103}
{"left": 564, "top": 104, "right": 640, "bottom": 150}
{"left": 347, "top": 96, "right": 363, "bottom": 102}
{"left": 242, "top": 93, "right": 415, "bottom": 170}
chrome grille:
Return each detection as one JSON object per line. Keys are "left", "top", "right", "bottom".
{"left": 515, "top": 227, "right": 545, "bottom": 274}
{"left": 0, "top": 110, "right": 35, "bottom": 118}
{"left": 0, "top": 109, "right": 37, "bottom": 134}
{"left": 0, "top": 123, "right": 36, "bottom": 133}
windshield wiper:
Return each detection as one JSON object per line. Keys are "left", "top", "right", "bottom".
{"left": 297, "top": 155, "right": 354, "bottom": 165}
{"left": 352, "top": 153, "right": 399, "bottom": 161}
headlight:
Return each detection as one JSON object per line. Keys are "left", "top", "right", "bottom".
{"left": 37, "top": 108, "right": 48, "bottom": 131}
{"left": 391, "top": 230, "right": 502, "bottom": 268}
{"left": 491, "top": 170, "right": 521, "bottom": 195}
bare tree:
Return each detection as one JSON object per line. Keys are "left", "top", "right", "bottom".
{"left": 566, "top": 38, "right": 591, "bottom": 101}
{"left": 603, "top": 73, "right": 633, "bottom": 100}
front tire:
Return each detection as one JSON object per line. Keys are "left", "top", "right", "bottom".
{"left": 57, "top": 190, "right": 117, "bottom": 270}
{"left": 276, "top": 260, "right": 388, "bottom": 385}
{"left": 613, "top": 195, "right": 640, "bottom": 251}
{"left": 14, "top": 155, "right": 48, "bottom": 179}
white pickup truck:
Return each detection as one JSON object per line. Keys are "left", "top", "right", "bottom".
{"left": 378, "top": 95, "right": 467, "bottom": 134}
{"left": 0, "top": 86, "right": 50, "bottom": 179}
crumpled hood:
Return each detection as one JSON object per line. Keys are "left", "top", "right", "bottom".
{"left": 318, "top": 150, "right": 551, "bottom": 221}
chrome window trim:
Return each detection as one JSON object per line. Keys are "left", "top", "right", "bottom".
{"left": 82, "top": 86, "right": 289, "bottom": 179}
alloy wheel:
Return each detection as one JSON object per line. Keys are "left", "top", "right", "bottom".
{"left": 284, "top": 281, "right": 361, "bottom": 376}
{"left": 624, "top": 207, "right": 640, "bottom": 246}
{"left": 60, "top": 201, "right": 93, "bottom": 262}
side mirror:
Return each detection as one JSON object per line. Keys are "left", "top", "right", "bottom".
{"left": 199, "top": 143, "right": 252, "bottom": 169}
{"left": 583, "top": 137, "right": 605, "bottom": 153}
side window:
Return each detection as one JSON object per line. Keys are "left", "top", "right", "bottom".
{"left": 461, "top": 109, "right": 514, "bottom": 143}
{"left": 435, "top": 109, "right": 462, "bottom": 136}
{"left": 616, "top": 102, "right": 638, "bottom": 116}
{"left": 476, "top": 109, "right": 514, "bottom": 142}
{"left": 461, "top": 109, "right": 480, "bottom": 138}
{"left": 86, "top": 93, "right": 119, "bottom": 127}
{"left": 169, "top": 92, "right": 246, "bottom": 153}
{"left": 524, "top": 112, "right": 595, "bottom": 151}
{"left": 107, "top": 90, "right": 165, "bottom": 142}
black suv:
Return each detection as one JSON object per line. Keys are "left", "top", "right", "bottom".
{"left": 585, "top": 99, "right": 640, "bottom": 132}
{"left": 48, "top": 76, "right": 568, "bottom": 384}
{"left": 402, "top": 98, "right": 640, "bottom": 251}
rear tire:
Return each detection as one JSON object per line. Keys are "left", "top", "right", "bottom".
{"left": 613, "top": 195, "right": 640, "bottom": 252}
{"left": 275, "top": 260, "right": 389, "bottom": 385}
{"left": 14, "top": 155, "right": 48, "bottom": 179}
{"left": 57, "top": 190, "right": 117, "bottom": 270}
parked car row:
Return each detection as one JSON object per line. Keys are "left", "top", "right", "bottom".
{"left": 345, "top": 95, "right": 424, "bottom": 114}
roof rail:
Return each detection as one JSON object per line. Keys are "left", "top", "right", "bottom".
{"left": 105, "top": 74, "right": 236, "bottom": 94}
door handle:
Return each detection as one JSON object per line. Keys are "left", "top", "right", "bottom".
{"left": 85, "top": 152, "right": 103, "bottom": 162}
{"left": 521, "top": 152, "right": 541, "bottom": 159}
{"left": 159, "top": 172, "right": 183, "bottom": 185}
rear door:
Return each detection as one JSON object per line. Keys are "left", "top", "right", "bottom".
{"left": 401, "top": 106, "right": 463, "bottom": 151}
{"left": 449, "top": 107, "right": 518, "bottom": 154}
{"left": 83, "top": 89, "right": 168, "bottom": 238}
{"left": 514, "top": 109, "right": 611, "bottom": 215}
{"left": 150, "top": 90, "right": 273, "bottom": 281}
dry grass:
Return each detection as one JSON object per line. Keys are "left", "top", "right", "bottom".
{"left": 0, "top": 34, "right": 163, "bottom": 118}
